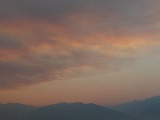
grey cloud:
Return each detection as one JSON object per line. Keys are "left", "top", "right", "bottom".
{"left": 0, "top": 44, "right": 133, "bottom": 89}
{"left": 0, "top": 0, "right": 159, "bottom": 89}
{"left": 0, "top": 34, "right": 24, "bottom": 50}
{"left": 1, "top": 0, "right": 160, "bottom": 34}
{"left": 0, "top": 0, "right": 153, "bottom": 20}
{"left": 0, "top": 0, "right": 88, "bottom": 22}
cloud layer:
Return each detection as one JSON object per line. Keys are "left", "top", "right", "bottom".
{"left": 0, "top": 0, "right": 160, "bottom": 89}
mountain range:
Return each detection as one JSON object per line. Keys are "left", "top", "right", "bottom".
{"left": 0, "top": 96, "right": 160, "bottom": 120}
{"left": 0, "top": 102, "right": 130, "bottom": 120}
{"left": 110, "top": 96, "right": 160, "bottom": 120}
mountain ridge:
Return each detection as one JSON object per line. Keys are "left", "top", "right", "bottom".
{"left": 109, "top": 96, "right": 160, "bottom": 115}
{"left": 0, "top": 102, "right": 130, "bottom": 120}
{"left": 1, "top": 96, "right": 160, "bottom": 120}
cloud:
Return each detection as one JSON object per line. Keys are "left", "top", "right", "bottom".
{"left": 0, "top": 0, "right": 160, "bottom": 89}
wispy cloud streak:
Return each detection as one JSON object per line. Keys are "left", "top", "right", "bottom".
{"left": 0, "top": 0, "right": 160, "bottom": 89}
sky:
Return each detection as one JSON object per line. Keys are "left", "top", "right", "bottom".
{"left": 0, "top": 0, "right": 160, "bottom": 106}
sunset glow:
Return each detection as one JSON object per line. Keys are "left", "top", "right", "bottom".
{"left": 0, "top": 0, "right": 160, "bottom": 106}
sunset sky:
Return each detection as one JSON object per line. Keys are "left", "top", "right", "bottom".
{"left": 0, "top": 0, "right": 160, "bottom": 106}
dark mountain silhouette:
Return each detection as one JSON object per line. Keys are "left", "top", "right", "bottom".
{"left": 109, "top": 96, "right": 160, "bottom": 115}
{"left": 138, "top": 102, "right": 160, "bottom": 120}
{"left": 23, "top": 102, "right": 130, "bottom": 120}
{"left": 0, "top": 103, "right": 36, "bottom": 120}
{"left": 1, "top": 98, "right": 160, "bottom": 120}
{"left": 0, "top": 102, "right": 131, "bottom": 120}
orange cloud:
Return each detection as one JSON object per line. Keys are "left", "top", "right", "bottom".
{"left": 0, "top": 0, "right": 160, "bottom": 89}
